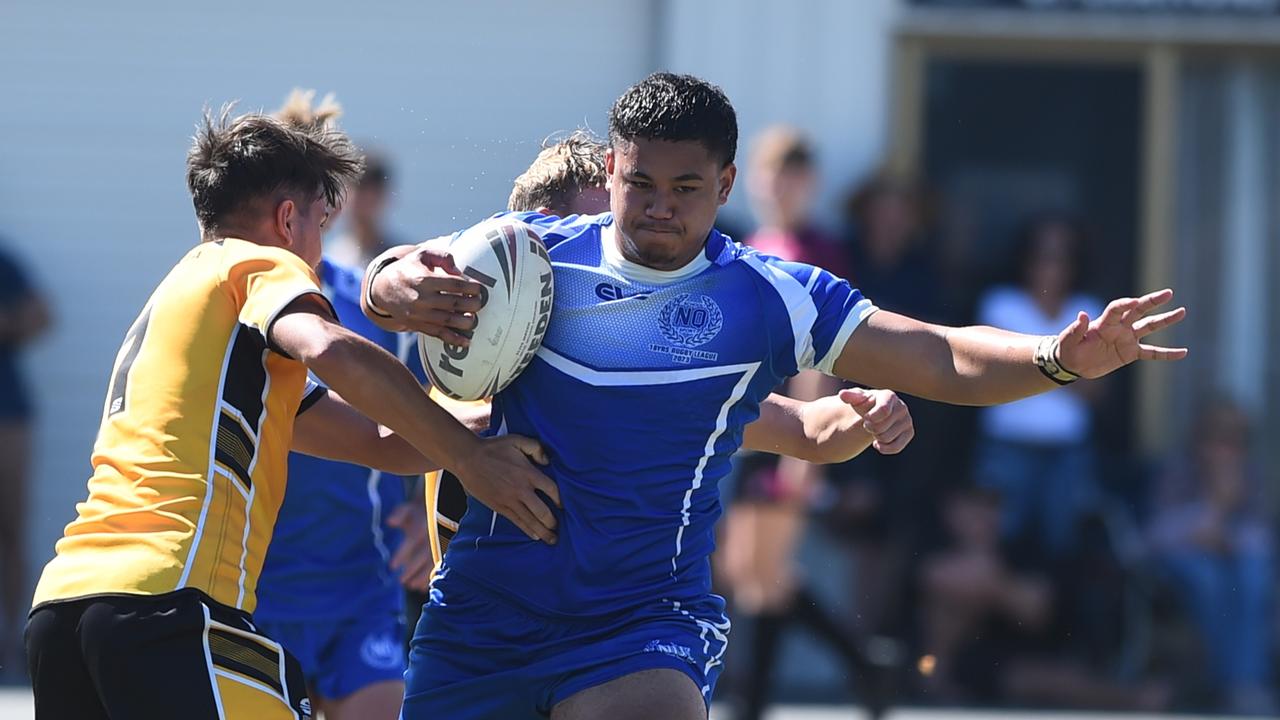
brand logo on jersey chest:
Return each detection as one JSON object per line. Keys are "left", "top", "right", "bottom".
{"left": 595, "top": 282, "right": 649, "bottom": 301}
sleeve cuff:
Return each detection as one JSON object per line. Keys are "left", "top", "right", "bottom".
{"left": 295, "top": 380, "right": 329, "bottom": 416}
{"left": 814, "top": 299, "right": 878, "bottom": 375}
{"left": 262, "top": 289, "right": 337, "bottom": 358}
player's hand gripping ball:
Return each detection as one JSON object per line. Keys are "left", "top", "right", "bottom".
{"left": 418, "top": 219, "right": 554, "bottom": 401}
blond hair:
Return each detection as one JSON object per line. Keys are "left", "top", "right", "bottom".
{"left": 275, "top": 88, "right": 343, "bottom": 131}
{"left": 508, "top": 130, "right": 607, "bottom": 214}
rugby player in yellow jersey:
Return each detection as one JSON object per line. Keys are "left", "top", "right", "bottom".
{"left": 25, "top": 101, "right": 559, "bottom": 720}
{"left": 409, "top": 131, "right": 917, "bottom": 575}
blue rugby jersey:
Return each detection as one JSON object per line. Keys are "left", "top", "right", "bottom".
{"left": 255, "top": 254, "right": 425, "bottom": 621}
{"left": 441, "top": 212, "right": 876, "bottom": 618}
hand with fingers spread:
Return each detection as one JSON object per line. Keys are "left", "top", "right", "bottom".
{"left": 453, "top": 434, "right": 561, "bottom": 544}
{"left": 365, "top": 242, "right": 486, "bottom": 344}
{"left": 842, "top": 387, "right": 915, "bottom": 455}
{"left": 1054, "top": 288, "right": 1188, "bottom": 379}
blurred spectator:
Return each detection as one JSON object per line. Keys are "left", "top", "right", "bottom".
{"left": 844, "top": 174, "right": 944, "bottom": 323}
{"left": 719, "top": 126, "right": 884, "bottom": 720}
{"left": 327, "top": 152, "right": 403, "bottom": 268}
{"left": 972, "top": 214, "right": 1104, "bottom": 562}
{"left": 831, "top": 173, "right": 951, "bottom": 645}
{"left": 326, "top": 147, "right": 431, "bottom": 648}
{"left": 0, "top": 240, "right": 50, "bottom": 678}
{"left": 1147, "top": 397, "right": 1276, "bottom": 715}
{"left": 918, "top": 485, "right": 1169, "bottom": 711}
{"left": 742, "top": 125, "right": 850, "bottom": 278}
{"left": 917, "top": 484, "right": 1052, "bottom": 704}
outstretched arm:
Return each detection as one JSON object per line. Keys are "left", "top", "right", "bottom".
{"left": 833, "top": 289, "right": 1186, "bottom": 406}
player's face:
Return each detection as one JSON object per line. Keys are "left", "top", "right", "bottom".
{"left": 607, "top": 138, "right": 735, "bottom": 271}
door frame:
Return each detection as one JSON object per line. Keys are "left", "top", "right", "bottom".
{"left": 888, "top": 17, "right": 1199, "bottom": 455}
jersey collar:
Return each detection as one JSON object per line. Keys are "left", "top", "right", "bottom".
{"left": 601, "top": 220, "right": 712, "bottom": 286}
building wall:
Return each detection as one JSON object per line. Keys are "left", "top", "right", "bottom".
{"left": 0, "top": 0, "right": 656, "bottom": 584}
{"left": 660, "top": 0, "right": 902, "bottom": 231}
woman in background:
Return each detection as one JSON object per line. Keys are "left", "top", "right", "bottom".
{"left": 972, "top": 215, "right": 1104, "bottom": 563}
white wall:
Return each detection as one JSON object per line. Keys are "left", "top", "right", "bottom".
{"left": 0, "top": 0, "right": 655, "bottom": 585}
{"left": 660, "top": 0, "right": 901, "bottom": 230}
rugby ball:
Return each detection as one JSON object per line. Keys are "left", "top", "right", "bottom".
{"left": 418, "top": 218, "right": 554, "bottom": 401}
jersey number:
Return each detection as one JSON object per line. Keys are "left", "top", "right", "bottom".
{"left": 107, "top": 306, "right": 152, "bottom": 417}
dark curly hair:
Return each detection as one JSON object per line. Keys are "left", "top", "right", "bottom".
{"left": 608, "top": 72, "right": 738, "bottom": 168}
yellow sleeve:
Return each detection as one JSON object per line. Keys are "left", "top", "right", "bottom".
{"left": 224, "top": 245, "right": 332, "bottom": 337}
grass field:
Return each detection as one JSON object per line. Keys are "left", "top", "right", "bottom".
{"left": 0, "top": 687, "right": 1257, "bottom": 720}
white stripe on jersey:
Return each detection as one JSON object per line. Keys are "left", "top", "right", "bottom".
{"left": 536, "top": 346, "right": 762, "bottom": 580}
{"left": 740, "top": 254, "right": 820, "bottom": 371}
{"left": 670, "top": 363, "right": 758, "bottom": 575}
{"left": 235, "top": 344, "right": 273, "bottom": 609}
{"left": 803, "top": 265, "right": 822, "bottom": 293}
{"left": 180, "top": 326, "right": 239, "bottom": 589}
{"left": 536, "top": 347, "right": 759, "bottom": 387}
{"left": 814, "top": 298, "right": 879, "bottom": 375}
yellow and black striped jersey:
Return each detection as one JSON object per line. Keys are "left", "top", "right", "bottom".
{"left": 34, "top": 238, "right": 331, "bottom": 614}
{"left": 424, "top": 389, "right": 487, "bottom": 575}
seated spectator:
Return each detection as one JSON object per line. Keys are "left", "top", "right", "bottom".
{"left": 916, "top": 484, "right": 1053, "bottom": 705}
{"left": 1148, "top": 397, "right": 1275, "bottom": 716}
{"left": 918, "top": 485, "right": 1169, "bottom": 711}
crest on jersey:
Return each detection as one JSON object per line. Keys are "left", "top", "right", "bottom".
{"left": 651, "top": 293, "right": 722, "bottom": 364}
{"left": 659, "top": 293, "right": 723, "bottom": 348}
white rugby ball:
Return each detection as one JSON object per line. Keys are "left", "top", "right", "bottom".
{"left": 418, "top": 218, "right": 554, "bottom": 401}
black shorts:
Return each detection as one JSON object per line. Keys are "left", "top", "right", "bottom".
{"left": 26, "top": 589, "right": 311, "bottom": 720}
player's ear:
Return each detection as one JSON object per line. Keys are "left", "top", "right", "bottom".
{"left": 274, "top": 199, "right": 297, "bottom": 247}
{"left": 604, "top": 148, "right": 616, "bottom": 177}
{"left": 717, "top": 162, "right": 737, "bottom": 206}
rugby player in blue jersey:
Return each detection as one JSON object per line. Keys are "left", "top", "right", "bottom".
{"left": 425, "top": 130, "right": 917, "bottom": 574}
{"left": 365, "top": 73, "right": 1187, "bottom": 720}
{"left": 249, "top": 114, "right": 910, "bottom": 720}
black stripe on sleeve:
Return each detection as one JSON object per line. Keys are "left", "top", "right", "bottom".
{"left": 295, "top": 383, "right": 328, "bottom": 417}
